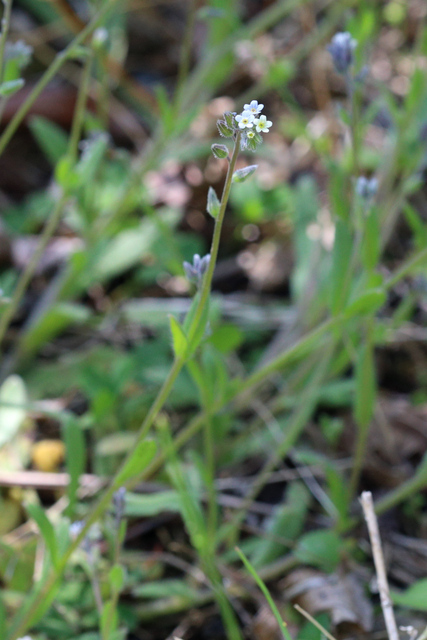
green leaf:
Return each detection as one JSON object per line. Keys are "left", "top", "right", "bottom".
{"left": 329, "top": 219, "right": 353, "bottom": 314}
{"left": 391, "top": 578, "right": 427, "bottom": 611}
{"left": 0, "top": 375, "right": 27, "bottom": 448}
{"left": 124, "top": 490, "right": 181, "bottom": 517}
{"left": 250, "top": 483, "right": 310, "bottom": 567}
{"left": 232, "top": 164, "right": 258, "bottom": 183}
{"left": 26, "top": 503, "right": 59, "bottom": 569}
{"left": 114, "top": 439, "right": 157, "bottom": 487}
{"left": 343, "top": 288, "right": 386, "bottom": 318}
{"left": 0, "top": 78, "right": 24, "bottom": 97}
{"left": 183, "top": 292, "right": 210, "bottom": 356}
{"left": 236, "top": 547, "right": 293, "bottom": 640}
{"left": 354, "top": 341, "right": 376, "bottom": 429}
{"left": 207, "top": 323, "right": 243, "bottom": 354}
{"left": 109, "top": 564, "right": 125, "bottom": 594}
{"left": 132, "top": 578, "right": 198, "bottom": 600}
{"left": 100, "top": 600, "right": 118, "bottom": 640}
{"left": 0, "top": 595, "right": 6, "bottom": 639}
{"left": 55, "top": 155, "right": 80, "bottom": 191}
{"left": 29, "top": 116, "right": 69, "bottom": 165}
{"left": 211, "top": 143, "right": 229, "bottom": 159}
{"left": 63, "top": 418, "right": 86, "bottom": 518}
{"left": 169, "top": 315, "right": 188, "bottom": 359}
{"left": 76, "top": 133, "right": 109, "bottom": 184}
{"left": 294, "top": 530, "right": 342, "bottom": 571}
{"left": 362, "top": 207, "right": 381, "bottom": 271}
{"left": 207, "top": 186, "right": 221, "bottom": 218}
{"left": 21, "top": 302, "right": 91, "bottom": 355}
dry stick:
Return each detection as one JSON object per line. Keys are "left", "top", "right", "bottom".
{"left": 294, "top": 604, "right": 337, "bottom": 640}
{"left": 360, "top": 491, "right": 400, "bottom": 640}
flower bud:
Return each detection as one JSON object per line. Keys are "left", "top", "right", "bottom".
{"left": 183, "top": 254, "right": 211, "bottom": 286}
{"left": 328, "top": 32, "right": 357, "bottom": 74}
{"left": 217, "top": 119, "right": 234, "bottom": 137}
{"left": 224, "top": 111, "right": 236, "bottom": 128}
{"left": 356, "top": 176, "right": 378, "bottom": 199}
{"left": 211, "top": 143, "right": 229, "bottom": 159}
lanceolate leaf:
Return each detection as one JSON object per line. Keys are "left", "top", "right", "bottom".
{"left": 169, "top": 315, "right": 188, "bottom": 359}
{"left": 26, "top": 504, "right": 59, "bottom": 569}
{"left": 114, "top": 439, "right": 157, "bottom": 486}
{"left": 232, "top": 164, "right": 258, "bottom": 183}
{"left": 207, "top": 186, "right": 221, "bottom": 218}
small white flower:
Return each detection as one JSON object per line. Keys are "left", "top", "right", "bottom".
{"left": 235, "top": 110, "right": 255, "bottom": 129}
{"left": 254, "top": 114, "right": 272, "bottom": 133}
{"left": 244, "top": 100, "right": 264, "bottom": 115}
{"left": 246, "top": 130, "right": 255, "bottom": 139}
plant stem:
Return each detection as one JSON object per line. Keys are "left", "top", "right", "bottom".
{"left": 188, "top": 132, "right": 241, "bottom": 343}
{"left": 204, "top": 410, "right": 218, "bottom": 545}
{"left": 0, "top": 192, "right": 68, "bottom": 349}
{"left": 69, "top": 49, "right": 94, "bottom": 160}
{"left": 174, "top": 0, "right": 198, "bottom": 109}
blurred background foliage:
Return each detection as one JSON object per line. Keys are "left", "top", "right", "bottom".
{"left": 2, "top": 0, "right": 427, "bottom": 639}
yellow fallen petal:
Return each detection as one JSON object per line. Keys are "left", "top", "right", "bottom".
{"left": 31, "top": 439, "right": 65, "bottom": 472}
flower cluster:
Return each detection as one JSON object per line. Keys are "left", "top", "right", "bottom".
{"left": 236, "top": 100, "right": 272, "bottom": 132}
{"left": 215, "top": 100, "right": 273, "bottom": 152}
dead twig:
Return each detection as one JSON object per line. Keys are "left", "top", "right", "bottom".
{"left": 360, "top": 491, "right": 400, "bottom": 640}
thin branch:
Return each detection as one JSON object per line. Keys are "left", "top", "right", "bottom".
{"left": 360, "top": 491, "right": 400, "bottom": 640}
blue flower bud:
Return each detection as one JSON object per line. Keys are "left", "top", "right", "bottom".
{"left": 328, "top": 32, "right": 357, "bottom": 74}
{"left": 183, "top": 254, "right": 211, "bottom": 286}
{"left": 356, "top": 176, "right": 378, "bottom": 199}
{"left": 113, "top": 486, "right": 127, "bottom": 526}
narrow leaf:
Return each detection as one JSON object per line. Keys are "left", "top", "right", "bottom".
{"left": 232, "top": 164, "right": 258, "bottom": 183}
{"left": 26, "top": 504, "right": 59, "bottom": 569}
{"left": 343, "top": 289, "right": 386, "bottom": 319}
{"left": 236, "top": 547, "right": 293, "bottom": 640}
{"left": 354, "top": 341, "right": 376, "bottom": 429}
{"left": 207, "top": 186, "right": 221, "bottom": 218}
{"left": 169, "top": 315, "right": 188, "bottom": 358}
{"left": 114, "top": 439, "right": 157, "bottom": 487}
{"left": 0, "top": 78, "right": 24, "bottom": 97}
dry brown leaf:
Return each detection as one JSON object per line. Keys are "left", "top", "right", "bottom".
{"left": 281, "top": 568, "right": 373, "bottom": 633}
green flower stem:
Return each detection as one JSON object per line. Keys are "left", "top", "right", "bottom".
{"left": 69, "top": 48, "right": 94, "bottom": 161}
{"left": 0, "top": 0, "right": 120, "bottom": 159}
{"left": 188, "top": 131, "right": 241, "bottom": 343}
{"left": 0, "top": 192, "right": 68, "bottom": 350}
